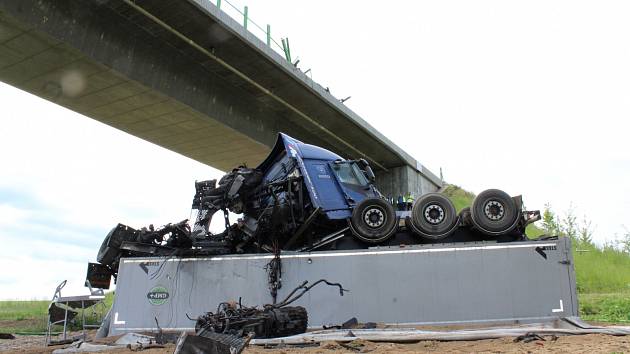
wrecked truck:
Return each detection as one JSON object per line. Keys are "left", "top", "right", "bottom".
{"left": 92, "top": 133, "right": 540, "bottom": 280}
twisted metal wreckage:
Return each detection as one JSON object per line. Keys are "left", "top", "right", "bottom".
{"left": 94, "top": 133, "right": 541, "bottom": 276}
{"left": 88, "top": 133, "right": 542, "bottom": 341}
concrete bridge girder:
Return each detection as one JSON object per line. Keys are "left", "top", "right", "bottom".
{"left": 0, "top": 0, "right": 441, "bottom": 195}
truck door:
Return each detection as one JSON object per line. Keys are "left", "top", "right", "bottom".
{"left": 302, "top": 159, "right": 348, "bottom": 212}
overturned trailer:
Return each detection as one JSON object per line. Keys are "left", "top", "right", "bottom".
{"left": 106, "top": 237, "right": 577, "bottom": 335}
{"left": 89, "top": 133, "right": 573, "bottom": 336}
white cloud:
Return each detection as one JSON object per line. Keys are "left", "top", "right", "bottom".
{"left": 0, "top": 254, "right": 92, "bottom": 300}
{"left": 0, "top": 204, "right": 30, "bottom": 225}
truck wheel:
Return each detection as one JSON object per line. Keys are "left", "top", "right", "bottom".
{"left": 409, "top": 193, "right": 458, "bottom": 240}
{"left": 350, "top": 198, "right": 397, "bottom": 244}
{"left": 471, "top": 189, "right": 519, "bottom": 235}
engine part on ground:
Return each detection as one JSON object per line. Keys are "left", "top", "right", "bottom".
{"left": 173, "top": 331, "right": 249, "bottom": 354}
{"left": 193, "top": 279, "right": 347, "bottom": 339}
{"left": 349, "top": 198, "right": 398, "bottom": 243}
{"left": 195, "top": 305, "right": 308, "bottom": 339}
{"left": 471, "top": 189, "right": 520, "bottom": 235}
{"left": 408, "top": 192, "right": 459, "bottom": 240}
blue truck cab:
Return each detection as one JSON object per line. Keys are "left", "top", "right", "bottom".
{"left": 262, "top": 134, "right": 380, "bottom": 218}
{"left": 255, "top": 133, "right": 398, "bottom": 244}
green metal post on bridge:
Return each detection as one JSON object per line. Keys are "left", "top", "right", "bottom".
{"left": 243, "top": 5, "right": 248, "bottom": 29}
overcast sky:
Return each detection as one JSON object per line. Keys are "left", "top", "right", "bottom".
{"left": 1, "top": 0, "right": 629, "bottom": 299}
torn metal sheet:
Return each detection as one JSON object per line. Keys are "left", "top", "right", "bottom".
{"left": 51, "top": 342, "right": 118, "bottom": 354}
{"left": 250, "top": 319, "right": 630, "bottom": 345}
{"left": 113, "top": 332, "right": 155, "bottom": 345}
{"left": 173, "top": 332, "right": 248, "bottom": 354}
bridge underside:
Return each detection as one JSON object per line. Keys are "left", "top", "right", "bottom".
{"left": 0, "top": 0, "right": 440, "bottom": 195}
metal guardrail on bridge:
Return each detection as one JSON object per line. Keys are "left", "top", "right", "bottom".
{"left": 213, "top": 0, "right": 295, "bottom": 64}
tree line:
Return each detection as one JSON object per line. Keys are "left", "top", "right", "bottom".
{"left": 541, "top": 203, "right": 630, "bottom": 253}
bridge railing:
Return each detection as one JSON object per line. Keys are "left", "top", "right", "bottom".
{"left": 207, "top": 0, "right": 336, "bottom": 102}
{"left": 213, "top": 0, "right": 293, "bottom": 63}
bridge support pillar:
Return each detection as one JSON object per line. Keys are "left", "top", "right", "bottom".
{"left": 375, "top": 165, "right": 440, "bottom": 200}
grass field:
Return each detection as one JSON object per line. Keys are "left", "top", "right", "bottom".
{"left": 1, "top": 185, "right": 629, "bottom": 333}
{"left": 0, "top": 293, "right": 114, "bottom": 334}
{"left": 573, "top": 243, "right": 630, "bottom": 323}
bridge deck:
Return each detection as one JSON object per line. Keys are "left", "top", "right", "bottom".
{"left": 0, "top": 0, "right": 440, "bottom": 192}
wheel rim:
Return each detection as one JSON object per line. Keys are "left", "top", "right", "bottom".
{"left": 483, "top": 200, "right": 505, "bottom": 221}
{"left": 363, "top": 206, "right": 386, "bottom": 228}
{"left": 424, "top": 204, "right": 445, "bottom": 225}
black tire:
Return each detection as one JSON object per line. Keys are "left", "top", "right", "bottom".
{"left": 350, "top": 198, "right": 397, "bottom": 244}
{"left": 471, "top": 189, "right": 519, "bottom": 235}
{"left": 409, "top": 193, "right": 458, "bottom": 240}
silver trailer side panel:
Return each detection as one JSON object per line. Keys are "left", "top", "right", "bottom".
{"left": 108, "top": 238, "right": 577, "bottom": 335}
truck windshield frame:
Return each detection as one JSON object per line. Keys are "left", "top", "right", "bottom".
{"left": 331, "top": 162, "right": 369, "bottom": 187}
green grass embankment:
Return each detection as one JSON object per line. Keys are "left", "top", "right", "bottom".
{"left": 573, "top": 243, "right": 630, "bottom": 323}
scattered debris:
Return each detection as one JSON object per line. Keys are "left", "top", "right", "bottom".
{"left": 513, "top": 332, "right": 546, "bottom": 343}
{"left": 48, "top": 338, "right": 76, "bottom": 346}
{"left": 173, "top": 279, "right": 347, "bottom": 353}
{"left": 173, "top": 331, "right": 249, "bottom": 354}
{"left": 52, "top": 341, "right": 113, "bottom": 353}
{"left": 339, "top": 340, "right": 364, "bottom": 352}
{"left": 250, "top": 320, "right": 630, "bottom": 345}
{"left": 46, "top": 280, "right": 106, "bottom": 346}
{"left": 94, "top": 309, "right": 111, "bottom": 339}
{"left": 343, "top": 317, "right": 359, "bottom": 329}
{"left": 114, "top": 332, "right": 155, "bottom": 346}
{"left": 51, "top": 333, "right": 165, "bottom": 353}
{"left": 145, "top": 318, "right": 181, "bottom": 344}
{"left": 195, "top": 303, "right": 308, "bottom": 339}
{"left": 324, "top": 317, "right": 378, "bottom": 330}
{"left": 193, "top": 279, "right": 347, "bottom": 339}
{"left": 262, "top": 342, "right": 319, "bottom": 349}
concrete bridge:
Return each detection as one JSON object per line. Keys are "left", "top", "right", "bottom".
{"left": 0, "top": 0, "right": 441, "bottom": 197}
